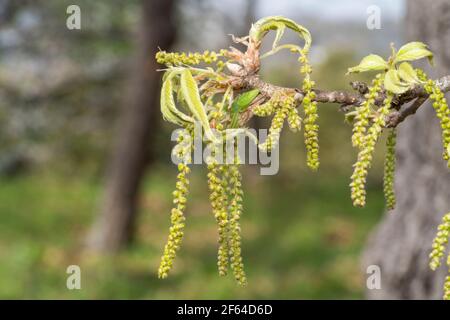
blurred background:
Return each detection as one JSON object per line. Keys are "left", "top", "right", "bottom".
{"left": 0, "top": 0, "right": 448, "bottom": 299}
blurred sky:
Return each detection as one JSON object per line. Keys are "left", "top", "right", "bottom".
{"left": 256, "top": 0, "right": 405, "bottom": 21}
{"left": 209, "top": 0, "right": 405, "bottom": 22}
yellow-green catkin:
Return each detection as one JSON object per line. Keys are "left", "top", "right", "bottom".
{"left": 258, "top": 98, "right": 288, "bottom": 151}
{"left": 158, "top": 135, "right": 192, "bottom": 279}
{"left": 228, "top": 153, "right": 247, "bottom": 286}
{"left": 156, "top": 49, "right": 226, "bottom": 66}
{"left": 444, "top": 273, "right": 450, "bottom": 300}
{"left": 205, "top": 104, "right": 230, "bottom": 276}
{"left": 423, "top": 78, "right": 450, "bottom": 167}
{"left": 211, "top": 101, "right": 226, "bottom": 131}
{"left": 253, "top": 99, "right": 275, "bottom": 117}
{"left": 429, "top": 212, "right": 450, "bottom": 300}
{"left": 429, "top": 212, "right": 450, "bottom": 271}
{"left": 286, "top": 96, "right": 302, "bottom": 132}
{"left": 207, "top": 158, "right": 230, "bottom": 276}
{"left": 299, "top": 51, "right": 319, "bottom": 170}
{"left": 350, "top": 93, "right": 393, "bottom": 207}
{"left": 383, "top": 129, "right": 397, "bottom": 210}
{"left": 352, "top": 75, "right": 383, "bottom": 148}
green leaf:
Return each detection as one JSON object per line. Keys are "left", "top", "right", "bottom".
{"left": 160, "top": 71, "right": 194, "bottom": 126}
{"left": 347, "top": 54, "right": 388, "bottom": 74}
{"left": 271, "top": 23, "right": 286, "bottom": 50}
{"left": 394, "top": 41, "right": 434, "bottom": 65}
{"left": 180, "top": 69, "right": 218, "bottom": 142}
{"left": 397, "top": 62, "right": 420, "bottom": 85}
{"left": 230, "top": 89, "right": 260, "bottom": 128}
{"left": 233, "top": 89, "right": 260, "bottom": 113}
{"left": 249, "top": 16, "right": 312, "bottom": 52}
{"left": 384, "top": 69, "right": 410, "bottom": 94}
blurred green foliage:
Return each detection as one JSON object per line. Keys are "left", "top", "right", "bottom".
{"left": 0, "top": 165, "right": 384, "bottom": 299}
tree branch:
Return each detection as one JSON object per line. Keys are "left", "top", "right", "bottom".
{"left": 236, "top": 74, "right": 450, "bottom": 127}
{"left": 386, "top": 96, "right": 427, "bottom": 128}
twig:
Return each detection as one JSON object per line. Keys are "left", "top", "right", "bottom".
{"left": 236, "top": 74, "right": 450, "bottom": 127}
{"left": 386, "top": 96, "right": 428, "bottom": 128}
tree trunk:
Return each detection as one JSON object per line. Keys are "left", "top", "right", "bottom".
{"left": 363, "top": 0, "right": 450, "bottom": 299}
{"left": 86, "top": 0, "right": 176, "bottom": 252}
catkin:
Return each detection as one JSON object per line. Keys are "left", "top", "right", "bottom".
{"left": 253, "top": 99, "right": 275, "bottom": 117}
{"left": 352, "top": 75, "right": 382, "bottom": 148}
{"left": 350, "top": 94, "right": 393, "bottom": 207}
{"left": 156, "top": 49, "right": 226, "bottom": 66}
{"left": 287, "top": 98, "right": 302, "bottom": 132}
{"left": 429, "top": 212, "right": 450, "bottom": 300}
{"left": 207, "top": 160, "right": 230, "bottom": 276}
{"left": 444, "top": 273, "right": 450, "bottom": 300}
{"left": 158, "top": 135, "right": 192, "bottom": 278}
{"left": 228, "top": 159, "right": 247, "bottom": 286}
{"left": 258, "top": 99, "right": 288, "bottom": 152}
{"left": 300, "top": 52, "right": 320, "bottom": 170}
{"left": 429, "top": 212, "right": 450, "bottom": 271}
{"left": 383, "top": 129, "right": 397, "bottom": 210}
{"left": 424, "top": 79, "right": 450, "bottom": 167}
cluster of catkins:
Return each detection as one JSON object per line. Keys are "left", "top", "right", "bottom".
{"left": 206, "top": 152, "right": 246, "bottom": 285}
{"left": 417, "top": 69, "right": 450, "bottom": 168}
{"left": 157, "top": 68, "right": 249, "bottom": 284}
{"left": 347, "top": 64, "right": 450, "bottom": 298}
{"left": 253, "top": 53, "right": 319, "bottom": 171}
{"left": 155, "top": 36, "right": 320, "bottom": 284}
{"left": 350, "top": 74, "right": 396, "bottom": 208}
{"left": 254, "top": 93, "right": 299, "bottom": 151}
{"left": 350, "top": 68, "right": 450, "bottom": 210}
{"left": 206, "top": 104, "right": 247, "bottom": 285}
{"left": 429, "top": 212, "right": 450, "bottom": 300}
{"left": 418, "top": 69, "right": 450, "bottom": 299}
{"left": 417, "top": 70, "right": 450, "bottom": 299}
{"left": 156, "top": 18, "right": 450, "bottom": 294}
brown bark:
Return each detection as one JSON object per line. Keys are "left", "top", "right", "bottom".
{"left": 363, "top": 0, "right": 450, "bottom": 299}
{"left": 86, "top": 0, "right": 176, "bottom": 252}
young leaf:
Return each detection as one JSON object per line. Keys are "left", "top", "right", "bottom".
{"left": 233, "top": 89, "right": 260, "bottom": 113}
{"left": 394, "top": 42, "right": 434, "bottom": 65}
{"left": 347, "top": 54, "right": 388, "bottom": 74}
{"left": 161, "top": 72, "right": 194, "bottom": 126}
{"left": 273, "top": 23, "right": 286, "bottom": 47}
{"left": 384, "top": 69, "right": 410, "bottom": 94}
{"left": 230, "top": 89, "right": 260, "bottom": 128}
{"left": 259, "top": 22, "right": 287, "bottom": 58}
{"left": 161, "top": 79, "right": 182, "bottom": 125}
{"left": 397, "top": 62, "right": 420, "bottom": 85}
{"left": 180, "top": 69, "right": 218, "bottom": 142}
{"left": 249, "top": 16, "right": 311, "bottom": 52}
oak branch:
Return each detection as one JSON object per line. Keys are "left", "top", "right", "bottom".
{"left": 233, "top": 73, "right": 450, "bottom": 128}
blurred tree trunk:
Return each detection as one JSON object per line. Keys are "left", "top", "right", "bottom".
{"left": 363, "top": 0, "right": 450, "bottom": 299}
{"left": 87, "top": 0, "right": 176, "bottom": 252}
